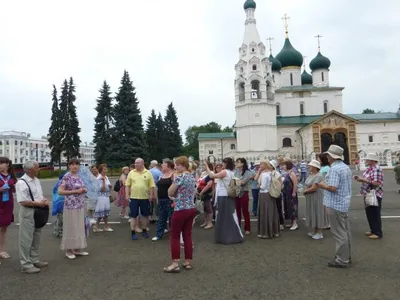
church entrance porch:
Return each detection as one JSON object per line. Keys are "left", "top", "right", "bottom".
{"left": 310, "top": 111, "right": 358, "bottom": 165}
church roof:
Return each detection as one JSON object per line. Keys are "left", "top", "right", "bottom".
{"left": 310, "top": 52, "right": 331, "bottom": 71}
{"left": 198, "top": 132, "right": 235, "bottom": 140}
{"left": 243, "top": 0, "right": 256, "bottom": 10}
{"left": 277, "top": 112, "right": 400, "bottom": 126}
{"left": 275, "top": 38, "right": 303, "bottom": 68}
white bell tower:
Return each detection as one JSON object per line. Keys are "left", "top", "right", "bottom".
{"left": 234, "top": 0, "right": 278, "bottom": 159}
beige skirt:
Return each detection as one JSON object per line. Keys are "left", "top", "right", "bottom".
{"left": 61, "top": 207, "right": 87, "bottom": 251}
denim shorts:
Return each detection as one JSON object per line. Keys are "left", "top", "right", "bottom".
{"left": 129, "top": 199, "right": 150, "bottom": 218}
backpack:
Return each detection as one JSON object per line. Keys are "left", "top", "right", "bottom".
{"left": 222, "top": 171, "right": 240, "bottom": 198}
{"left": 113, "top": 180, "right": 121, "bottom": 192}
{"left": 269, "top": 171, "right": 282, "bottom": 198}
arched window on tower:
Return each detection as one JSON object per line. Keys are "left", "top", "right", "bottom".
{"left": 276, "top": 103, "right": 281, "bottom": 116}
{"left": 300, "top": 102, "right": 305, "bottom": 115}
{"left": 251, "top": 80, "right": 260, "bottom": 99}
{"left": 230, "top": 144, "right": 236, "bottom": 150}
{"left": 290, "top": 73, "right": 293, "bottom": 86}
{"left": 323, "top": 101, "right": 328, "bottom": 114}
{"left": 266, "top": 80, "right": 273, "bottom": 100}
{"left": 239, "top": 82, "right": 245, "bottom": 101}
{"left": 321, "top": 72, "right": 325, "bottom": 82}
{"left": 252, "top": 64, "right": 257, "bottom": 71}
{"left": 282, "top": 138, "right": 292, "bottom": 147}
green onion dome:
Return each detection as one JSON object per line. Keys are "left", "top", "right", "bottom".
{"left": 275, "top": 38, "right": 303, "bottom": 68}
{"left": 244, "top": 0, "right": 256, "bottom": 10}
{"left": 269, "top": 54, "right": 282, "bottom": 72}
{"left": 309, "top": 52, "right": 331, "bottom": 71}
{"left": 301, "top": 70, "right": 313, "bottom": 85}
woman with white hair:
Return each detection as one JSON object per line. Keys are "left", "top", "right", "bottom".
{"left": 304, "top": 160, "right": 325, "bottom": 240}
{"left": 354, "top": 153, "right": 384, "bottom": 239}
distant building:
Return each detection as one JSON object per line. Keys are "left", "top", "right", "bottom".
{"left": 0, "top": 130, "right": 96, "bottom": 166}
{"left": 198, "top": 0, "right": 400, "bottom": 170}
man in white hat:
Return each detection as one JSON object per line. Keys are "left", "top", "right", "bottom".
{"left": 316, "top": 145, "right": 352, "bottom": 268}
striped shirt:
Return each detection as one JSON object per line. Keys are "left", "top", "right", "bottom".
{"left": 323, "top": 160, "right": 352, "bottom": 212}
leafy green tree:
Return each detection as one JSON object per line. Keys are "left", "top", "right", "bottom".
{"left": 107, "top": 70, "right": 147, "bottom": 167}
{"left": 93, "top": 81, "right": 113, "bottom": 164}
{"left": 163, "top": 102, "right": 183, "bottom": 159}
{"left": 362, "top": 108, "right": 375, "bottom": 114}
{"left": 155, "top": 113, "right": 165, "bottom": 160}
{"left": 145, "top": 109, "right": 159, "bottom": 161}
{"left": 60, "top": 77, "right": 81, "bottom": 161}
{"left": 47, "top": 85, "right": 62, "bottom": 169}
{"left": 182, "top": 122, "right": 233, "bottom": 158}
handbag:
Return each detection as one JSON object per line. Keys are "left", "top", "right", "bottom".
{"left": 269, "top": 171, "right": 282, "bottom": 198}
{"left": 20, "top": 179, "right": 49, "bottom": 229}
{"left": 364, "top": 188, "right": 378, "bottom": 207}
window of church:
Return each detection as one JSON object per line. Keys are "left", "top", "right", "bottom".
{"left": 321, "top": 72, "right": 325, "bottom": 82}
{"left": 398, "top": 134, "right": 400, "bottom": 141}
{"left": 251, "top": 80, "right": 260, "bottom": 99}
{"left": 323, "top": 101, "right": 328, "bottom": 113}
{"left": 276, "top": 104, "right": 281, "bottom": 116}
{"left": 282, "top": 138, "right": 292, "bottom": 147}
{"left": 290, "top": 73, "right": 293, "bottom": 86}
{"left": 230, "top": 144, "right": 236, "bottom": 150}
{"left": 300, "top": 103, "right": 305, "bottom": 115}
{"left": 239, "top": 82, "right": 245, "bottom": 101}
{"left": 252, "top": 64, "right": 257, "bottom": 71}
{"left": 252, "top": 48, "right": 255, "bottom": 53}
{"left": 368, "top": 135, "right": 374, "bottom": 143}
{"left": 240, "top": 67, "right": 244, "bottom": 73}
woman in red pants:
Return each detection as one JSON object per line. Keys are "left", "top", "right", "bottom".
{"left": 164, "top": 156, "right": 197, "bottom": 273}
{"left": 234, "top": 158, "right": 253, "bottom": 235}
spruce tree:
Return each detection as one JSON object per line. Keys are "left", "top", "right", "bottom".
{"left": 163, "top": 102, "right": 183, "bottom": 159}
{"left": 107, "top": 70, "right": 147, "bottom": 167}
{"left": 48, "top": 85, "right": 62, "bottom": 169}
{"left": 155, "top": 112, "right": 165, "bottom": 160}
{"left": 145, "top": 109, "right": 159, "bottom": 161}
{"left": 60, "top": 77, "right": 81, "bottom": 161}
{"left": 93, "top": 81, "right": 113, "bottom": 164}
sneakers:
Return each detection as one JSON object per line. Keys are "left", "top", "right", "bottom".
{"left": 93, "top": 227, "right": 103, "bottom": 233}
{"left": 104, "top": 227, "right": 114, "bottom": 232}
{"left": 131, "top": 234, "right": 139, "bottom": 241}
{"left": 141, "top": 231, "right": 149, "bottom": 239}
{"left": 290, "top": 224, "right": 299, "bottom": 231}
{"left": 152, "top": 237, "right": 160, "bottom": 241}
{"left": 312, "top": 233, "right": 323, "bottom": 240}
{"left": 122, "top": 215, "right": 130, "bottom": 219}
{"left": 33, "top": 261, "right": 48, "bottom": 268}
{"left": 308, "top": 232, "right": 314, "bottom": 237}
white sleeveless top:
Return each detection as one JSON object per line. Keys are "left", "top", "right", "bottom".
{"left": 215, "top": 170, "right": 232, "bottom": 197}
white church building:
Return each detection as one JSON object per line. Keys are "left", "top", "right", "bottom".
{"left": 198, "top": 0, "right": 400, "bottom": 169}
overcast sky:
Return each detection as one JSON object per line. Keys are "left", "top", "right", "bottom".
{"left": 1, "top": 0, "right": 399, "bottom": 143}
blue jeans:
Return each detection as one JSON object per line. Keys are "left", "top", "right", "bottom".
{"left": 251, "top": 189, "right": 259, "bottom": 216}
{"left": 156, "top": 198, "right": 173, "bottom": 238}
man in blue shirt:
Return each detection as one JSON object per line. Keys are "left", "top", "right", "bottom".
{"left": 300, "top": 160, "right": 307, "bottom": 183}
{"left": 149, "top": 160, "right": 162, "bottom": 223}
{"left": 250, "top": 162, "right": 260, "bottom": 216}
{"left": 317, "top": 145, "right": 352, "bottom": 268}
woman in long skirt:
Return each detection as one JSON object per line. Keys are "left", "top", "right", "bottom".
{"left": 257, "top": 161, "right": 280, "bottom": 239}
{"left": 282, "top": 160, "right": 299, "bottom": 231}
{"left": 318, "top": 153, "right": 330, "bottom": 229}
{"left": 115, "top": 166, "right": 130, "bottom": 219}
{"left": 204, "top": 158, "right": 243, "bottom": 245}
{"left": 93, "top": 164, "right": 113, "bottom": 232}
{"left": 58, "top": 159, "right": 89, "bottom": 259}
{"left": 304, "top": 160, "right": 325, "bottom": 240}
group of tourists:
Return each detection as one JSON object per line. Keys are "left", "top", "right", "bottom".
{"left": 0, "top": 143, "right": 388, "bottom": 273}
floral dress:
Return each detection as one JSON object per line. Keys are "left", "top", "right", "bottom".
{"left": 283, "top": 171, "right": 298, "bottom": 221}
{"left": 115, "top": 174, "right": 128, "bottom": 208}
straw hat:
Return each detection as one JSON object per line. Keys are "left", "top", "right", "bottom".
{"left": 254, "top": 161, "right": 260, "bottom": 166}
{"left": 308, "top": 159, "right": 321, "bottom": 170}
{"left": 365, "top": 153, "right": 378, "bottom": 162}
{"left": 325, "top": 145, "right": 344, "bottom": 160}
{"left": 269, "top": 160, "right": 278, "bottom": 170}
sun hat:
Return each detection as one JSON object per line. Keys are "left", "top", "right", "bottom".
{"left": 325, "top": 145, "right": 344, "bottom": 160}
{"left": 254, "top": 161, "right": 260, "bottom": 166}
{"left": 308, "top": 159, "right": 321, "bottom": 169}
{"left": 269, "top": 160, "right": 278, "bottom": 170}
{"left": 365, "top": 153, "right": 378, "bottom": 162}
{"left": 150, "top": 160, "right": 158, "bottom": 165}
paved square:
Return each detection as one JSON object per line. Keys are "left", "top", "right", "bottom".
{"left": 1, "top": 171, "right": 400, "bottom": 300}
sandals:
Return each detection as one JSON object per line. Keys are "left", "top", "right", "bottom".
{"left": 182, "top": 263, "right": 193, "bottom": 270}
{"left": 163, "top": 265, "right": 180, "bottom": 273}
{"left": 0, "top": 252, "right": 10, "bottom": 259}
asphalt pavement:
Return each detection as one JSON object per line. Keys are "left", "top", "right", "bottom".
{"left": 1, "top": 170, "right": 400, "bottom": 300}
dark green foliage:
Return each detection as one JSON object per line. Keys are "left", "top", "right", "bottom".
{"left": 93, "top": 81, "right": 113, "bottom": 164}
{"left": 145, "top": 109, "right": 159, "bottom": 161}
{"left": 163, "top": 103, "right": 183, "bottom": 160}
{"left": 48, "top": 85, "right": 62, "bottom": 168}
{"left": 362, "top": 108, "right": 375, "bottom": 114}
{"left": 106, "top": 70, "right": 147, "bottom": 167}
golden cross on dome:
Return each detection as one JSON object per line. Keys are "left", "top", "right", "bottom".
{"left": 282, "top": 14, "right": 290, "bottom": 37}
{"left": 315, "top": 34, "right": 323, "bottom": 52}
{"left": 266, "top": 37, "right": 274, "bottom": 55}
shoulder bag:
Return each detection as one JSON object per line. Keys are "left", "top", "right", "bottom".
{"left": 221, "top": 171, "right": 239, "bottom": 198}
{"left": 269, "top": 171, "right": 282, "bottom": 198}
{"left": 20, "top": 179, "right": 49, "bottom": 229}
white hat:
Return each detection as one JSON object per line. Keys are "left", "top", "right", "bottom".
{"left": 269, "top": 160, "right": 278, "bottom": 170}
{"left": 254, "top": 161, "right": 260, "bottom": 166}
{"left": 150, "top": 160, "right": 158, "bottom": 165}
{"left": 365, "top": 153, "right": 378, "bottom": 162}
{"left": 308, "top": 159, "right": 321, "bottom": 169}
{"left": 325, "top": 145, "right": 344, "bottom": 160}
